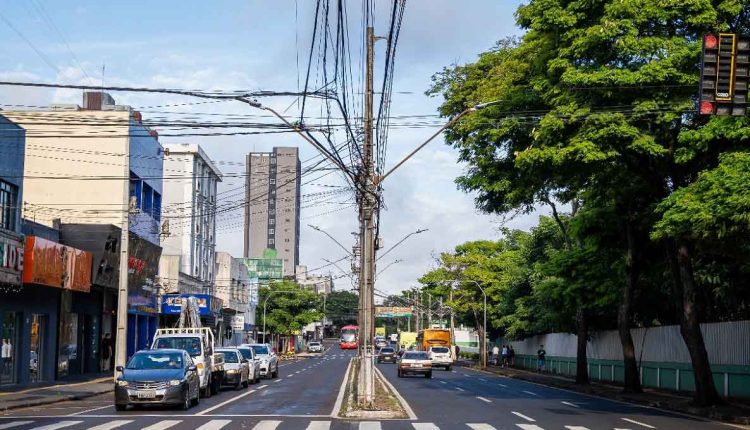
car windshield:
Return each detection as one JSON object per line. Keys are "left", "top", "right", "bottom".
{"left": 127, "top": 353, "right": 184, "bottom": 370}
{"left": 238, "top": 349, "right": 254, "bottom": 360}
{"left": 219, "top": 351, "right": 239, "bottom": 363}
{"left": 309, "top": 342, "right": 320, "bottom": 346}
{"left": 431, "top": 347, "right": 450, "bottom": 354}
{"left": 250, "top": 345, "right": 269, "bottom": 355}
{"left": 154, "top": 337, "right": 202, "bottom": 357}
{"left": 404, "top": 352, "right": 429, "bottom": 360}
{"left": 380, "top": 348, "right": 395, "bottom": 353}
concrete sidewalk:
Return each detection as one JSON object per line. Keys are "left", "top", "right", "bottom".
{"left": 0, "top": 375, "right": 113, "bottom": 412}
{"left": 468, "top": 362, "right": 750, "bottom": 426}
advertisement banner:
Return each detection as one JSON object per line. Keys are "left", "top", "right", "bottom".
{"left": 0, "top": 231, "right": 23, "bottom": 286}
{"left": 161, "top": 294, "right": 213, "bottom": 316}
{"left": 375, "top": 306, "right": 412, "bottom": 318}
{"left": 22, "top": 236, "right": 92, "bottom": 292}
{"left": 127, "top": 234, "right": 161, "bottom": 314}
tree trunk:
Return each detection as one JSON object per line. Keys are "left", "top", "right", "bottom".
{"left": 575, "top": 306, "right": 589, "bottom": 385}
{"left": 667, "top": 241, "right": 723, "bottom": 406}
{"left": 619, "top": 220, "right": 643, "bottom": 393}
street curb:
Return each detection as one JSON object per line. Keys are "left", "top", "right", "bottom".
{"left": 462, "top": 364, "right": 750, "bottom": 427}
{"left": 0, "top": 387, "right": 114, "bottom": 412}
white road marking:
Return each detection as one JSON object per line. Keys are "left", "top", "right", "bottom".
{"left": 29, "top": 422, "right": 82, "bottom": 430}
{"left": 455, "top": 387, "right": 466, "bottom": 392}
{"left": 331, "top": 358, "right": 353, "bottom": 417}
{"left": 274, "top": 379, "right": 283, "bottom": 383}
{"left": 251, "top": 421, "right": 282, "bottom": 430}
{"left": 463, "top": 373, "right": 472, "bottom": 377}
{"left": 195, "top": 420, "right": 232, "bottom": 430}
{"left": 561, "top": 401, "right": 580, "bottom": 408}
{"left": 305, "top": 421, "right": 331, "bottom": 430}
{"left": 439, "top": 380, "right": 447, "bottom": 384}
{"left": 0, "top": 422, "right": 33, "bottom": 430}
{"left": 451, "top": 371, "right": 457, "bottom": 373}
{"left": 621, "top": 418, "right": 655, "bottom": 428}
{"left": 565, "top": 426, "right": 592, "bottom": 430}
{"left": 498, "top": 383, "right": 508, "bottom": 388}
{"left": 516, "top": 425, "right": 545, "bottom": 430}
{"left": 522, "top": 390, "right": 539, "bottom": 396}
{"left": 87, "top": 421, "right": 134, "bottom": 430}
{"left": 195, "top": 389, "right": 257, "bottom": 416}
{"left": 478, "top": 378, "right": 487, "bottom": 382}
{"left": 359, "top": 422, "right": 382, "bottom": 430}
{"left": 295, "top": 371, "right": 301, "bottom": 374}
{"left": 511, "top": 411, "right": 536, "bottom": 422}
{"left": 67, "top": 404, "right": 113, "bottom": 416}
{"left": 467, "top": 424, "right": 496, "bottom": 430}
{"left": 412, "top": 423, "right": 440, "bottom": 430}
{"left": 476, "top": 396, "right": 492, "bottom": 403}
{"left": 140, "top": 421, "right": 182, "bottom": 430}
{"left": 287, "top": 374, "right": 295, "bottom": 378}
{"left": 258, "top": 384, "right": 268, "bottom": 389}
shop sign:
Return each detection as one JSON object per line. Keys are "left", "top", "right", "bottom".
{"left": 161, "top": 294, "right": 213, "bottom": 316}
{"left": 375, "top": 306, "right": 413, "bottom": 318}
{"left": 22, "top": 236, "right": 92, "bottom": 292}
{"left": 232, "top": 315, "right": 245, "bottom": 330}
{"left": 0, "top": 233, "right": 23, "bottom": 285}
{"left": 127, "top": 234, "right": 161, "bottom": 312}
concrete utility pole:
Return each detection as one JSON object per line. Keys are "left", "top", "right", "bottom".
{"left": 114, "top": 144, "right": 131, "bottom": 381}
{"left": 357, "top": 25, "right": 376, "bottom": 407}
{"left": 428, "top": 294, "right": 432, "bottom": 327}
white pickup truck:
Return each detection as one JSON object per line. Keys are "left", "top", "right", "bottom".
{"left": 151, "top": 328, "right": 225, "bottom": 397}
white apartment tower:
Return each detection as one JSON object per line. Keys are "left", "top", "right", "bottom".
{"left": 160, "top": 143, "right": 222, "bottom": 284}
{"left": 244, "top": 147, "right": 301, "bottom": 276}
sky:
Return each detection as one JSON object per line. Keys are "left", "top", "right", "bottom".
{"left": 0, "top": 0, "right": 547, "bottom": 297}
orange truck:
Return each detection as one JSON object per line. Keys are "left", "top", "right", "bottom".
{"left": 417, "top": 328, "right": 452, "bottom": 351}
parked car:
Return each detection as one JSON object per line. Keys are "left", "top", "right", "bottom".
{"left": 377, "top": 347, "right": 397, "bottom": 364}
{"left": 307, "top": 341, "right": 323, "bottom": 353}
{"left": 115, "top": 349, "right": 199, "bottom": 411}
{"left": 428, "top": 346, "right": 453, "bottom": 371}
{"left": 236, "top": 346, "right": 261, "bottom": 383}
{"left": 397, "top": 351, "right": 432, "bottom": 378}
{"left": 151, "top": 328, "right": 224, "bottom": 398}
{"left": 241, "top": 343, "right": 278, "bottom": 379}
{"left": 216, "top": 348, "right": 250, "bottom": 389}
{"left": 375, "top": 337, "right": 388, "bottom": 349}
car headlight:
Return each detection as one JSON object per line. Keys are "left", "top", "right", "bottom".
{"left": 116, "top": 380, "right": 128, "bottom": 387}
{"left": 227, "top": 369, "right": 238, "bottom": 374}
{"left": 169, "top": 380, "right": 181, "bottom": 386}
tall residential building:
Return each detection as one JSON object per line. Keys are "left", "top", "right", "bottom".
{"left": 160, "top": 143, "right": 222, "bottom": 286}
{"left": 244, "top": 147, "right": 300, "bottom": 276}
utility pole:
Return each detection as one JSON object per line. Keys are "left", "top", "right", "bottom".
{"left": 449, "top": 288, "right": 455, "bottom": 358}
{"left": 357, "top": 25, "right": 376, "bottom": 407}
{"left": 428, "top": 294, "right": 432, "bottom": 328}
{"left": 114, "top": 144, "right": 131, "bottom": 381}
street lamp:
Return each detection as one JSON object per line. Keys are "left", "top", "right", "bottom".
{"left": 308, "top": 224, "right": 353, "bottom": 256}
{"left": 439, "top": 279, "right": 488, "bottom": 369}
{"left": 376, "top": 228, "right": 428, "bottom": 262}
{"left": 262, "top": 289, "right": 299, "bottom": 344}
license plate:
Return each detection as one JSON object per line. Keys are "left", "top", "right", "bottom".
{"left": 137, "top": 390, "right": 156, "bottom": 399}
{"left": 411, "top": 363, "right": 423, "bottom": 368}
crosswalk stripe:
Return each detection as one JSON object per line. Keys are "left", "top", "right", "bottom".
{"left": 564, "top": 426, "right": 591, "bottom": 430}
{"left": 141, "top": 420, "right": 182, "bottom": 430}
{"left": 29, "top": 422, "right": 82, "bottom": 430}
{"left": 359, "top": 422, "right": 382, "bottom": 430}
{"left": 412, "top": 423, "right": 440, "bottom": 430}
{"left": 467, "top": 424, "right": 497, "bottom": 430}
{"left": 621, "top": 418, "right": 655, "bottom": 428}
{"left": 305, "top": 421, "right": 331, "bottom": 430}
{"left": 476, "top": 396, "right": 492, "bottom": 403}
{"left": 88, "top": 420, "right": 134, "bottom": 430}
{"left": 196, "top": 420, "right": 232, "bottom": 430}
{"left": 511, "top": 412, "right": 535, "bottom": 422}
{"left": 0, "top": 422, "right": 34, "bottom": 430}
{"left": 516, "top": 425, "right": 545, "bottom": 430}
{"left": 252, "top": 420, "right": 282, "bottom": 430}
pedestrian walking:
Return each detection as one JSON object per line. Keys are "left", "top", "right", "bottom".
{"left": 501, "top": 344, "right": 509, "bottom": 367}
{"left": 508, "top": 345, "right": 515, "bottom": 367}
{"left": 1, "top": 339, "right": 12, "bottom": 375}
{"left": 537, "top": 344, "right": 546, "bottom": 371}
{"left": 491, "top": 344, "right": 500, "bottom": 366}
{"left": 101, "top": 333, "right": 113, "bottom": 372}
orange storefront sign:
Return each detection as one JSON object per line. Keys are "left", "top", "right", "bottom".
{"left": 22, "top": 236, "right": 93, "bottom": 292}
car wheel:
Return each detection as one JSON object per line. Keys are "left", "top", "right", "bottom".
{"left": 115, "top": 404, "right": 127, "bottom": 411}
{"left": 181, "top": 390, "right": 191, "bottom": 410}
{"left": 446, "top": 365, "right": 452, "bottom": 371}
{"left": 201, "top": 383, "right": 212, "bottom": 398}
{"left": 272, "top": 366, "right": 279, "bottom": 378}
{"left": 211, "top": 376, "right": 221, "bottom": 395}
{"left": 191, "top": 387, "right": 200, "bottom": 406}
{"left": 397, "top": 369, "right": 402, "bottom": 378}
{"left": 242, "top": 374, "right": 249, "bottom": 388}
{"left": 426, "top": 372, "right": 432, "bottom": 379}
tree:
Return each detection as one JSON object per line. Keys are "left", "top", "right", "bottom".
{"left": 325, "top": 290, "right": 359, "bottom": 328}
{"left": 257, "top": 281, "right": 323, "bottom": 336}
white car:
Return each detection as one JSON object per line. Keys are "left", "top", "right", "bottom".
{"left": 308, "top": 341, "right": 324, "bottom": 353}
{"left": 242, "top": 343, "right": 279, "bottom": 379}
{"left": 216, "top": 348, "right": 250, "bottom": 389}
{"left": 236, "top": 346, "right": 261, "bottom": 384}
{"left": 428, "top": 346, "right": 453, "bottom": 371}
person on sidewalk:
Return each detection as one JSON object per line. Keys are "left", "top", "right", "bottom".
{"left": 491, "top": 344, "right": 500, "bottom": 366}
{"left": 100, "top": 333, "right": 113, "bottom": 372}
{"left": 501, "top": 344, "right": 509, "bottom": 367}
{"left": 537, "top": 344, "right": 546, "bottom": 372}
{"left": 2, "top": 339, "right": 12, "bottom": 375}
{"left": 508, "top": 345, "right": 515, "bottom": 367}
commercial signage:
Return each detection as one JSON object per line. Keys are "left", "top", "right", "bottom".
{"left": 128, "top": 234, "right": 161, "bottom": 314}
{"left": 161, "top": 294, "right": 217, "bottom": 317}
{"left": 375, "top": 306, "right": 412, "bottom": 318}
{"left": 22, "top": 236, "right": 92, "bottom": 292}
{"left": 232, "top": 315, "right": 245, "bottom": 330}
{"left": 0, "top": 232, "right": 23, "bottom": 285}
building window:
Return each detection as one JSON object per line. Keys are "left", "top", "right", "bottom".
{"left": 285, "top": 238, "right": 290, "bottom": 243}
{"left": 0, "top": 181, "right": 16, "bottom": 230}
{"left": 268, "top": 228, "right": 275, "bottom": 235}
{"left": 268, "top": 238, "right": 275, "bottom": 245}
{"left": 269, "top": 218, "right": 275, "bottom": 225}
{"left": 152, "top": 192, "right": 162, "bottom": 221}
{"left": 269, "top": 178, "right": 276, "bottom": 185}
{"left": 269, "top": 209, "right": 275, "bottom": 215}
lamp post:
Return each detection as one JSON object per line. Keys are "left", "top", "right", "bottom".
{"left": 440, "top": 279, "right": 488, "bottom": 368}
{"left": 262, "top": 289, "right": 298, "bottom": 344}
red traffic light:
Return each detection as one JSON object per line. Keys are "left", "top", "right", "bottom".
{"left": 704, "top": 34, "right": 718, "bottom": 49}
{"left": 699, "top": 100, "right": 715, "bottom": 115}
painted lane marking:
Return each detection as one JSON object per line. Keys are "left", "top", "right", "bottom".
{"left": 511, "top": 411, "right": 536, "bottom": 422}
{"left": 561, "top": 401, "right": 580, "bottom": 408}
{"left": 88, "top": 421, "right": 134, "bottom": 430}
{"left": 295, "top": 371, "right": 302, "bottom": 374}
{"left": 478, "top": 378, "right": 487, "bottom": 382}
{"left": 251, "top": 421, "right": 282, "bottom": 430}
{"left": 287, "top": 374, "right": 295, "bottom": 378}
{"left": 274, "top": 379, "right": 283, "bottom": 383}
{"left": 305, "top": 421, "right": 331, "bottom": 430}
{"left": 412, "top": 424, "right": 440, "bottom": 430}
{"left": 621, "top": 418, "right": 655, "bottom": 428}
{"left": 498, "top": 383, "right": 508, "bottom": 388}
{"left": 0, "top": 422, "right": 34, "bottom": 430}
{"left": 467, "top": 425, "right": 496, "bottom": 430}
{"left": 195, "top": 420, "right": 232, "bottom": 430}
{"left": 67, "top": 404, "right": 113, "bottom": 416}
{"left": 140, "top": 421, "right": 182, "bottom": 430}
{"left": 564, "top": 426, "right": 592, "bottom": 430}
{"left": 439, "top": 380, "right": 447, "bottom": 384}
{"left": 195, "top": 389, "right": 257, "bottom": 416}
{"left": 516, "top": 425, "right": 545, "bottom": 430}
{"left": 359, "top": 422, "right": 382, "bottom": 430}
{"left": 29, "top": 422, "right": 82, "bottom": 430}
{"left": 455, "top": 387, "right": 466, "bottom": 392}
{"left": 463, "top": 373, "right": 472, "bottom": 377}
{"left": 476, "top": 396, "right": 492, "bottom": 403}
{"left": 522, "top": 390, "right": 538, "bottom": 396}
{"left": 258, "top": 384, "right": 268, "bottom": 389}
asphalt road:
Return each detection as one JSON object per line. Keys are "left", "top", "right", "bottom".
{"left": 0, "top": 342, "right": 742, "bottom": 429}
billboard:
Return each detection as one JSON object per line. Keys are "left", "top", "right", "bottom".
{"left": 127, "top": 233, "right": 162, "bottom": 314}
{"left": 161, "top": 294, "right": 219, "bottom": 317}
{"left": 22, "top": 235, "right": 92, "bottom": 292}
{"left": 375, "top": 306, "right": 412, "bottom": 318}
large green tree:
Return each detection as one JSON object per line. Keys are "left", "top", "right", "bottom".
{"left": 429, "top": 0, "right": 750, "bottom": 405}
{"left": 257, "top": 281, "right": 323, "bottom": 336}
{"left": 325, "top": 290, "right": 359, "bottom": 328}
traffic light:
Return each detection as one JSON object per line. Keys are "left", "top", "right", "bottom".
{"left": 699, "top": 33, "right": 749, "bottom": 116}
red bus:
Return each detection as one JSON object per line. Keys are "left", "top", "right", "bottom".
{"left": 340, "top": 325, "right": 359, "bottom": 349}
